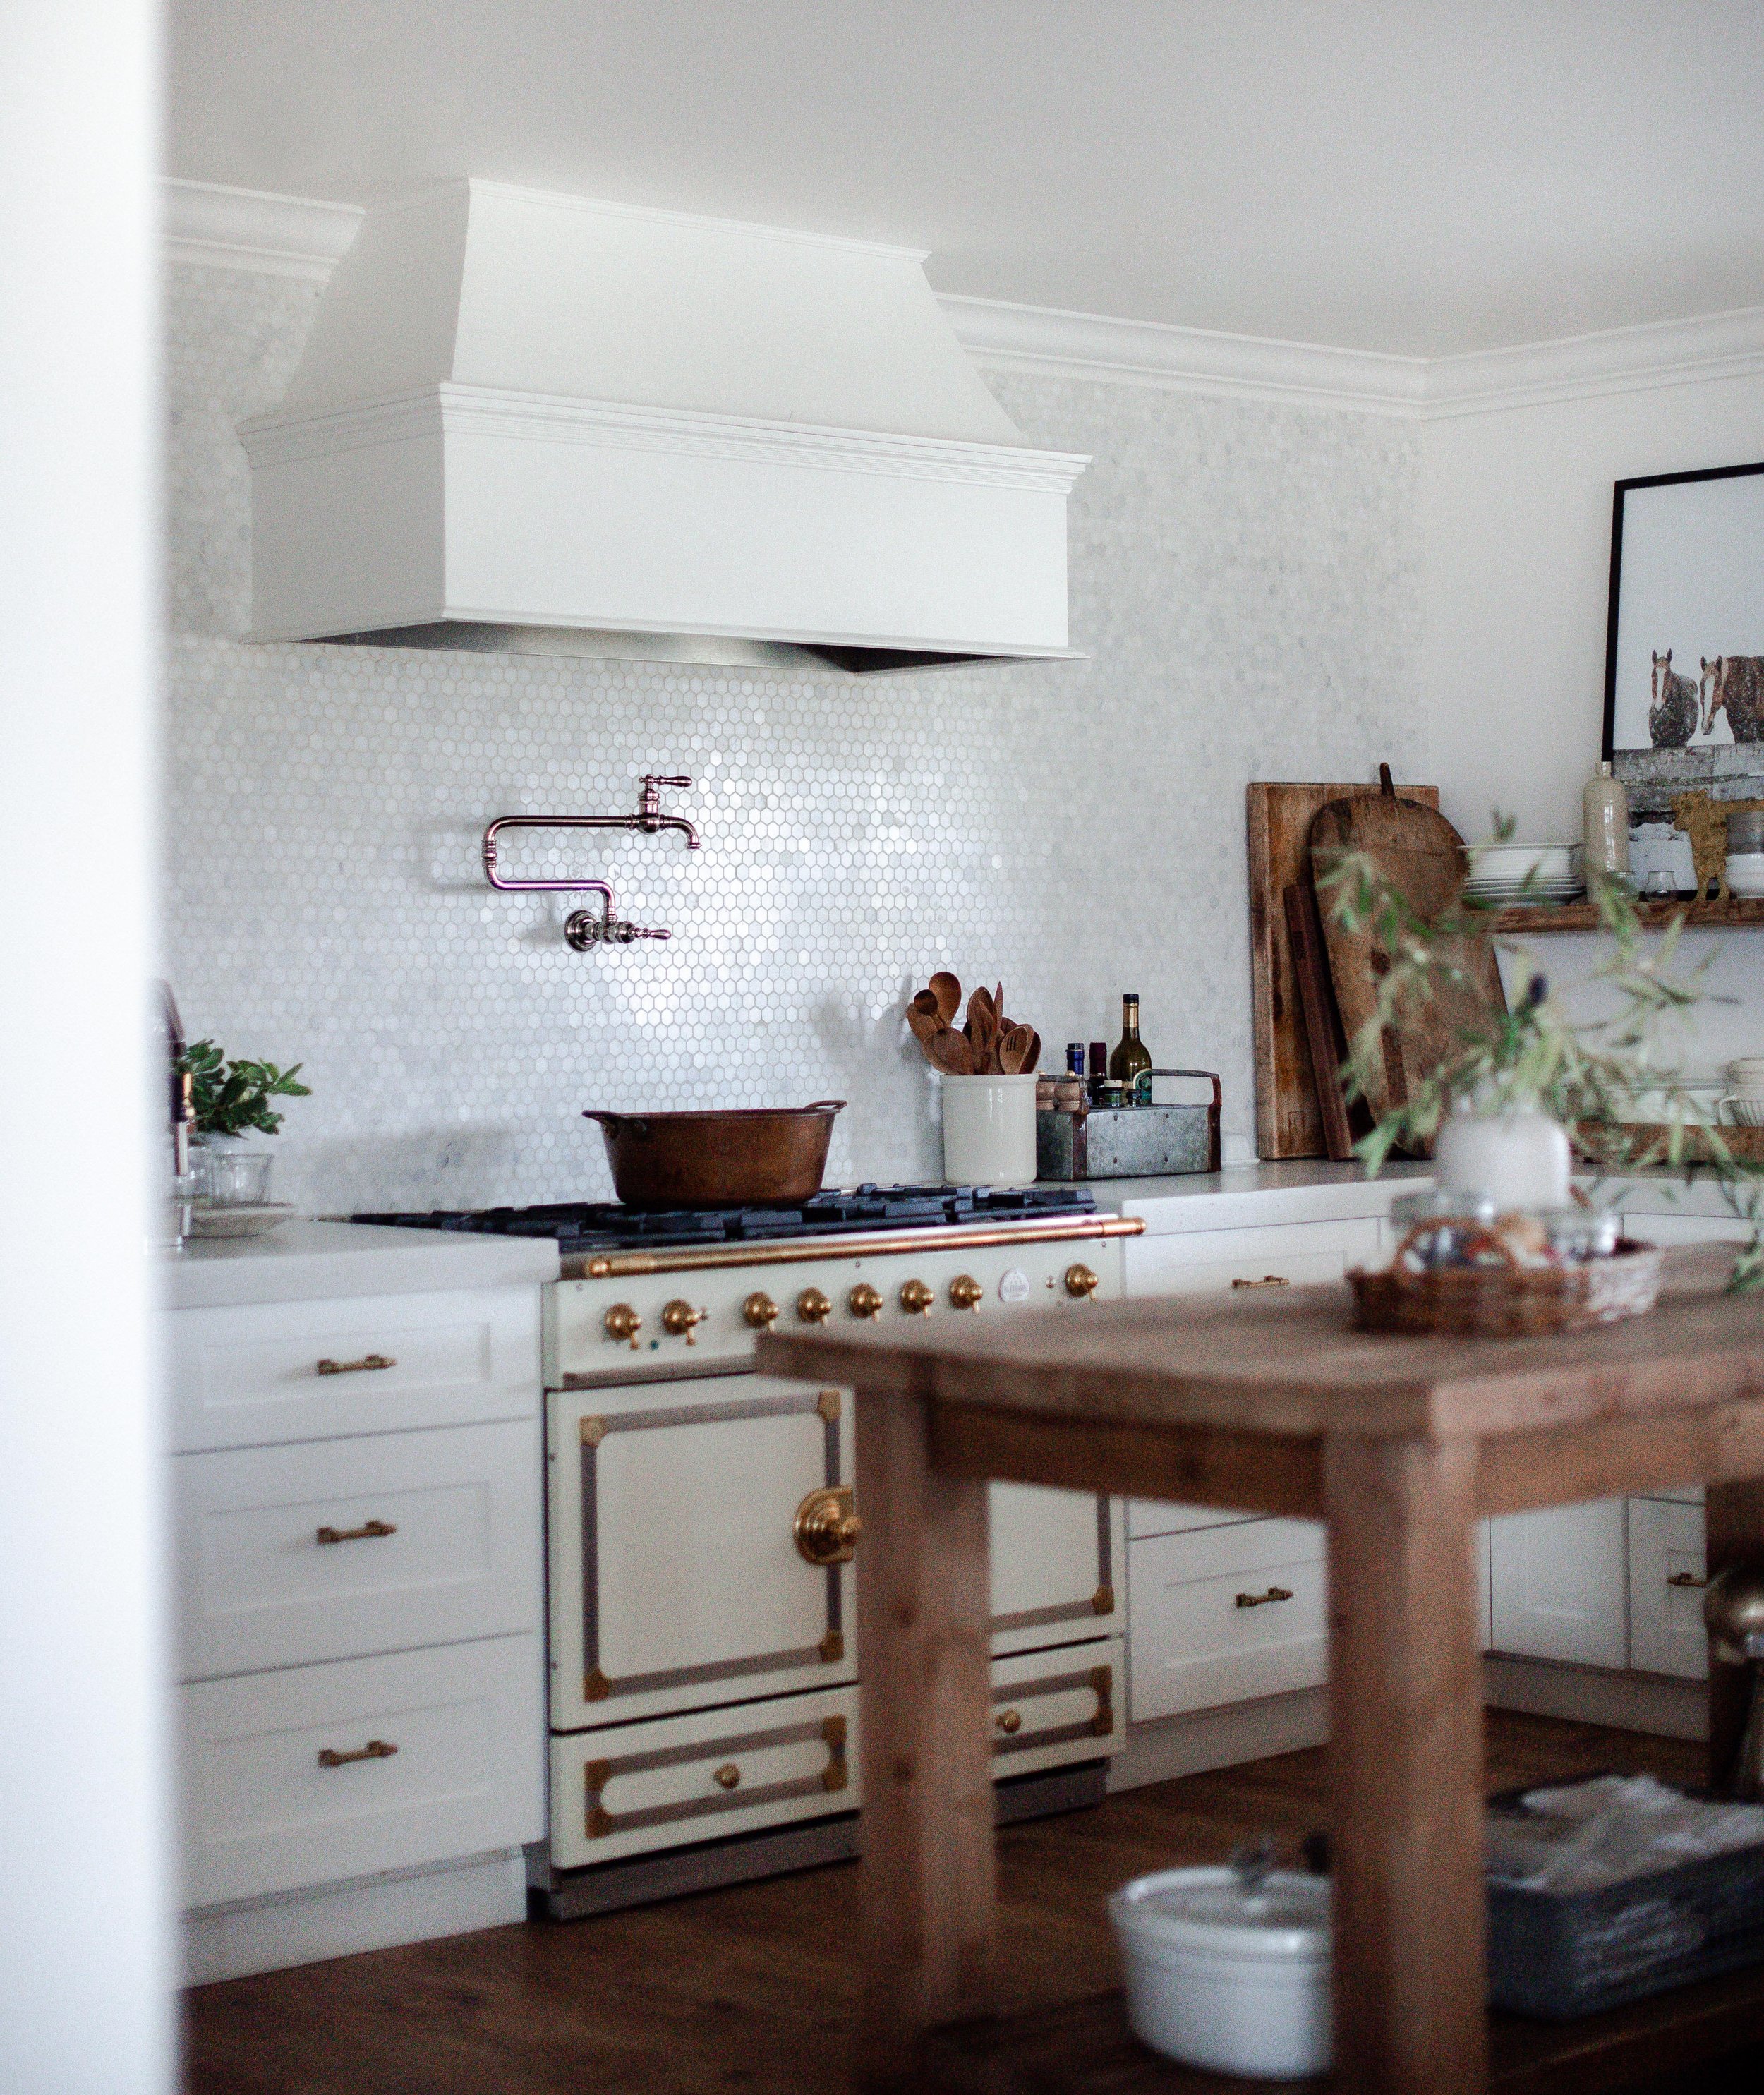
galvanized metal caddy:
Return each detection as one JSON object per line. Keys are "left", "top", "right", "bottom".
{"left": 1037, "top": 1070, "right": 1222, "bottom": 1182}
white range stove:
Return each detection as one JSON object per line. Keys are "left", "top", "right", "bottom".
{"left": 359, "top": 1185, "right": 1142, "bottom": 1915}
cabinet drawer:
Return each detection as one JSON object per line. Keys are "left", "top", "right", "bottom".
{"left": 991, "top": 1638, "right": 1121, "bottom": 1778}
{"left": 1128, "top": 1520, "right": 1327, "bottom": 1723}
{"left": 168, "top": 1288, "right": 540, "bottom": 1453}
{"left": 174, "top": 1419, "right": 540, "bottom": 1680}
{"left": 1628, "top": 1499, "right": 1709, "bottom": 1680}
{"left": 179, "top": 1635, "right": 543, "bottom": 1908}
{"left": 550, "top": 1685, "right": 857, "bottom": 1869}
{"left": 1128, "top": 1503, "right": 1262, "bottom": 1541}
{"left": 1125, "top": 1219, "right": 1380, "bottom": 1296}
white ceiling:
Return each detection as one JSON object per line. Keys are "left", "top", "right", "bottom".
{"left": 167, "top": 0, "right": 1764, "bottom": 358}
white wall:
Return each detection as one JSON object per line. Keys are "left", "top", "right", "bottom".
{"left": 0, "top": 6, "right": 171, "bottom": 2091}
{"left": 1422, "top": 373, "right": 1764, "bottom": 847}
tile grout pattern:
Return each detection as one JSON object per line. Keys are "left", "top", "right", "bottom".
{"left": 164, "top": 262, "right": 1426, "bottom": 1212}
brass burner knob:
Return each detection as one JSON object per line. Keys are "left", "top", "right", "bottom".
{"left": 795, "top": 1485, "right": 862, "bottom": 1566}
{"left": 604, "top": 1303, "right": 642, "bottom": 1348}
{"left": 743, "top": 1291, "right": 780, "bottom": 1329}
{"left": 1064, "top": 1262, "right": 1100, "bottom": 1300}
{"left": 898, "top": 1278, "right": 934, "bottom": 1316}
{"left": 948, "top": 1273, "right": 984, "bottom": 1310}
{"left": 661, "top": 1298, "right": 708, "bottom": 1344}
{"left": 847, "top": 1284, "right": 883, "bottom": 1320}
{"left": 995, "top": 1708, "right": 1022, "bottom": 1735}
{"left": 796, "top": 1287, "right": 833, "bottom": 1324}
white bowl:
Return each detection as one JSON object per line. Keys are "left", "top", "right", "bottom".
{"left": 1472, "top": 843, "right": 1581, "bottom": 878}
{"left": 1721, "top": 1099, "right": 1764, "bottom": 1128}
{"left": 1110, "top": 1868, "right": 1331, "bottom": 2080}
{"left": 1727, "top": 854, "right": 1764, "bottom": 899}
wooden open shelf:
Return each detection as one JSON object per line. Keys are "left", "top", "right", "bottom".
{"left": 918, "top": 1967, "right": 1764, "bottom": 2093}
{"left": 1480, "top": 896, "right": 1764, "bottom": 935}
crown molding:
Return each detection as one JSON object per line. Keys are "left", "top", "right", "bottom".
{"left": 162, "top": 180, "right": 1764, "bottom": 419}
{"left": 164, "top": 178, "right": 362, "bottom": 282}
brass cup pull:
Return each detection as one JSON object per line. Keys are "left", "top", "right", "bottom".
{"left": 713, "top": 1763, "right": 742, "bottom": 1792}
{"left": 661, "top": 1298, "right": 708, "bottom": 1343}
{"left": 315, "top": 1519, "right": 397, "bottom": 1545}
{"left": 743, "top": 1291, "right": 780, "bottom": 1329}
{"left": 604, "top": 1303, "right": 642, "bottom": 1348}
{"left": 316, "top": 1353, "right": 395, "bottom": 1377}
{"left": 948, "top": 1274, "right": 984, "bottom": 1310}
{"left": 995, "top": 1708, "right": 1022, "bottom": 1734}
{"left": 898, "top": 1279, "right": 934, "bottom": 1315}
{"left": 1064, "top": 1263, "right": 1099, "bottom": 1299}
{"left": 796, "top": 1287, "right": 833, "bottom": 1324}
{"left": 795, "top": 1485, "right": 862, "bottom": 1566}
{"left": 1236, "top": 1586, "right": 1295, "bottom": 1609}
{"left": 1669, "top": 1570, "right": 1710, "bottom": 1589}
{"left": 847, "top": 1284, "right": 883, "bottom": 1320}
{"left": 1231, "top": 1275, "right": 1291, "bottom": 1290}
{"left": 317, "top": 1739, "right": 397, "bottom": 1768}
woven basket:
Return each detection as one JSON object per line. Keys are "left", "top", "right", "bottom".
{"left": 1349, "top": 1226, "right": 1662, "bottom": 1337}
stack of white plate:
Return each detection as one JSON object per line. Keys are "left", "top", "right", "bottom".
{"left": 1463, "top": 843, "right": 1585, "bottom": 907}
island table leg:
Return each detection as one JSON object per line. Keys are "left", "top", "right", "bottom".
{"left": 1326, "top": 1434, "right": 1487, "bottom": 2095}
{"left": 854, "top": 1387, "right": 995, "bottom": 2089}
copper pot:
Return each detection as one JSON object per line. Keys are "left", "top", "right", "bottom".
{"left": 584, "top": 1102, "right": 845, "bottom": 1209}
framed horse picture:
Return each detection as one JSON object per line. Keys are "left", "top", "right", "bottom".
{"left": 1602, "top": 460, "right": 1764, "bottom": 759}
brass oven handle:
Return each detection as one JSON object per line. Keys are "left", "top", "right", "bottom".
{"left": 1231, "top": 1275, "right": 1290, "bottom": 1290}
{"left": 1236, "top": 1586, "right": 1295, "bottom": 1609}
{"left": 316, "top": 1519, "right": 397, "bottom": 1545}
{"left": 795, "top": 1485, "right": 862, "bottom": 1566}
{"left": 1668, "top": 1571, "right": 1709, "bottom": 1589}
{"left": 316, "top": 1353, "right": 395, "bottom": 1377}
{"left": 317, "top": 1739, "right": 397, "bottom": 1768}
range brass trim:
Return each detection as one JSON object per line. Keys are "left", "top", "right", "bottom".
{"left": 561, "top": 1214, "right": 1143, "bottom": 1279}
{"left": 816, "top": 1389, "right": 842, "bottom": 1423}
{"left": 579, "top": 1415, "right": 605, "bottom": 1447}
{"left": 795, "top": 1485, "right": 861, "bottom": 1566}
{"left": 582, "top": 1713, "right": 850, "bottom": 1840}
{"left": 584, "top": 1668, "right": 612, "bottom": 1701}
{"left": 818, "top": 1630, "right": 845, "bottom": 1663}
{"left": 1092, "top": 1584, "right": 1116, "bottom": 1616}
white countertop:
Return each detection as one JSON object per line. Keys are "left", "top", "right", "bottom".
{"left": 1083, "top": 1159, "right": 1434, "bottom": 1235}
{"left": 159, "top": 1219, "right": 560, "bottom": 1310}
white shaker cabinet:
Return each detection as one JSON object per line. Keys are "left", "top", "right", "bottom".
{"left": 1488, "top": 1499, "right": 1629, "bottom": 1669}
{"left": 165, "top": 1239, "right": 550, "bottom": 1984}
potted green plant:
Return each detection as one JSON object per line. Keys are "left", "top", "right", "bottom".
{"left": 1317, "top": 830, "right": 1763, "bottom": 1291}
{"left": 176, "top": 1040, "right": 310, "bottom": 1205}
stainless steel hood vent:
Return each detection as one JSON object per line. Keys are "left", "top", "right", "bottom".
{"left": 238, "top": 182, "right": 1087, "bottom": 675}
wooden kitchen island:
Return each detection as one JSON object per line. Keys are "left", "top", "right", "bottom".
{"left": 759, "top": 1245, "right": 1764, "bottom": 2095}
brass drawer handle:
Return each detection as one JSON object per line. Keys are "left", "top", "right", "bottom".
{"left": 315, "top": 1519, "right": 397, "bottom": 1545}
{"left": 1231, "top": 1275, "right": 1290, "bottom": 1291}
{"left": 1668, "top": 1571, "right": 1709, "bottom": 1589}
{"left": 713, "top": 1763, "right": 741, "bottom": 1791}
{"left": 316, "top": 1353, "right": 395, "bottom": 1377}
{"left": 1236, "top": 1585, "right": 1295, "bottom": 1609}
{"left": 995, "top": 1708, "right": 1022, "bottom": 1734}
{"left": 317, "top": 1739, "right": 397, "bottom": 1768}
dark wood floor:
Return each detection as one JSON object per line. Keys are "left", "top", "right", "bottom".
{"left": 184, "top": 1711, "right": 1718, "bottom": 2095}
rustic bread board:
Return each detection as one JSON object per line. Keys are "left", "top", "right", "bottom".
{"left": 1247, "top": 780, "right": 1438, "bottom": 1159}
{"left": 1310, "top": 792, "right": 1506, "bottom": 1155}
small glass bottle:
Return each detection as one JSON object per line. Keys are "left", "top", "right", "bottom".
{"left": 1066, "top": 1042, "right": 1087, "bottom": 1077}
{"left": 1109, "top": 995, "right": 1152, "bottom": 1106}
{"left": 1087, "top": 1041, "right": 1108, "bottom": 1104}
{"left": 1583, "top": 760, "right": 1630, "bottom": 886}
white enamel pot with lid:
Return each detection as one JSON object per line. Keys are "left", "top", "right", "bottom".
{"left": 1108, "top": 1865, "right": 1331, "bottom": 2079}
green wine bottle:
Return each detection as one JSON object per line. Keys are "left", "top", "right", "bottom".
{"left": 1108, "top": 994, "right": 1152, "bottom": 1106}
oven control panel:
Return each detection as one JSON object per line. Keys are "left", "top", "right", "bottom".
{"left": 543, "top": 1231, "right": 1127, "bottom": 1389}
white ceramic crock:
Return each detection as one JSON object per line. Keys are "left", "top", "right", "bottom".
{"left": 1433, "top": 1104, "right": 1571, "bottom": 1211}
{"left": 1108, "top": 1867, "right": 1331, "bottom": 2079}
{"left": 940, "top": 1073, "right": 1038, "bottom": 1187}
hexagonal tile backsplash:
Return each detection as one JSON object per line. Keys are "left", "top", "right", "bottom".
{"left": 164, "top": 263, "right": 1425, "bottom": 1212}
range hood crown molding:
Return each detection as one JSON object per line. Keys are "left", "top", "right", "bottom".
{"left": 240, "top": 180, "right": 1086, "bottom": 675}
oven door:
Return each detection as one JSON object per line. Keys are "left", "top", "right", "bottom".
{"left": 548, "top": 1372, "right": 857, "bottom": 1733}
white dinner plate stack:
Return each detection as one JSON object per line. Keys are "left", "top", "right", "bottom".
{"left": 1463, "top": 843, "right": 1585, "bottom": 907}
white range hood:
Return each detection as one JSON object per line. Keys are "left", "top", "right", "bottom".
{"left": 238, "top": 181, "right": 1087, "bottom": 674}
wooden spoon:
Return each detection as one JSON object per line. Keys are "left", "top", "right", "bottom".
{"left": 929, "top": 971, "right": 962, "bottom": 1026}
{"left": 922, "top": 1024, "right": 974, "bottom": 1076}
{"left": 1022, "top": 1029, "right": 1041, "bottom": 1074}
{"left": 907, "top": 997, "right": 944, "bottom": 1056}
{"left": 965, "top": 987, "right": 996, "bottom": 1073}
{"left": 998, "top": 1024, "right": 1035, "bottom": 1074}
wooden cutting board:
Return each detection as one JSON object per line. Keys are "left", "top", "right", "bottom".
{"left": 1309, "top": 790, "right": 1506, "bottom": 1152}
{"left": 1247, "top": 779, "right": 1439, "bottom": 1159}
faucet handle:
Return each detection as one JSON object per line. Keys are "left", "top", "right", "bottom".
{"left": 611, "top": 922, "right": 672, "bottom": 943}
{"left": 642, "top": 775, "right": 692, "bottom": 790}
